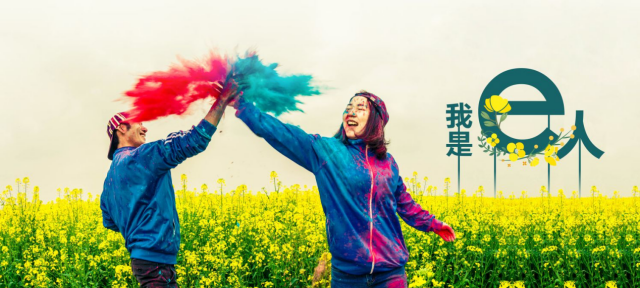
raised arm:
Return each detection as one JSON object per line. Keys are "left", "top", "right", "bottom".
{"left": 233, "top": 97, "right": 323, "bottom": 173}
{"left": 135, "top": 81, "right": 238, "bottom": 175}
{"left": 204, "top": 81, "right": 233, "bottom": 126}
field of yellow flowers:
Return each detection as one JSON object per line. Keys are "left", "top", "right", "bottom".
{"left": 1, "top": 174, "right": 639, "bottom": 288}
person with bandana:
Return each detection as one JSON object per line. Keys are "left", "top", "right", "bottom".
{"left": 101, "top": 81, "right": 239, "bottom": 288}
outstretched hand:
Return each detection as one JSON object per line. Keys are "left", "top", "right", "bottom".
{"left": 217, "top": 80, "right": 240, "bottom": 107}
{"left": 434, "top": 222, "right": 456, "bottom": 242}
{"left": 204, "top": 80, "right": 241, "bottom": 126}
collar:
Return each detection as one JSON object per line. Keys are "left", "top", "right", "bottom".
{"left": 114, "top": 146, "right": 136, "bottom": 157}
{"left": 347, "top": 138, "right": 365, "bottom": 146}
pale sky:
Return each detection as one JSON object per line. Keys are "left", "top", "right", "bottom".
{"left": 1, "top": 0, "right": 639, "bottom": 201}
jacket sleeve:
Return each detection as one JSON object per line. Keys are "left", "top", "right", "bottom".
{"left": 235, "top": 98, "right": 323, "bottom": 173}
{"left": 393, "top": 161, "right": 443, "bottom": 233}
{"left": 134, "top": 119, "right": 217, "bottom": 176}
{"left": 100, "top": 194, "right": 119, "bottom": 232}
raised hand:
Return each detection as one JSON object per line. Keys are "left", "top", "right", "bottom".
{"left": 211, "top": 81, "right": 224, "bottom": 94}
{"left": 226, "top": 87, "right": 242, "bottom": 109}
{"left": 217, "top": 80, "right": 240, "bottom": 106}
{"left": 204, "top": 80, "right": 240, "bottom": 126}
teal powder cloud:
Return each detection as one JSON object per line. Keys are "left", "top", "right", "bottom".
{"left": 232, "top": 53, "right": 321, "bottom": 116}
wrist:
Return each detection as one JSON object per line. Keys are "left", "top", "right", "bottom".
{"left": 212, "top": 98, "right": 229, "bottom": 110}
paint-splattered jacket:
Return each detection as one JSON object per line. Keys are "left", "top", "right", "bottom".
{"left": 100, "top": 120, "right": 217, "bottom": 265}
{"left": 236, "top": 100, "right": 444, "bottom": 275}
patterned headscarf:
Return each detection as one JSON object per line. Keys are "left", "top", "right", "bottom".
{"left": 106, "top": 111, "right": 131, "bottom": 160}
{"left": 353, "top": 91, "right": 389, "bottom": 126}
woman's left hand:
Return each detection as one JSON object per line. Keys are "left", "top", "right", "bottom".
{"left": 434, "top": 223, "right": 456, "bottom": 242}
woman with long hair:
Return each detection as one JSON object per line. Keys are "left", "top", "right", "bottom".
{"left": 231, "top": 91, "right": 455, "bottom": 287}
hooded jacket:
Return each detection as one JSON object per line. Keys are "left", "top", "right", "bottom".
{"left": 100, "top": 120, "right": 216, "bottom": 264}
{"left": 236, "top": 99, "right": 443, "bottom": 275}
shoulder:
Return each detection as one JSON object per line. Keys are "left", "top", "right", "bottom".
{"left": 110, "top": 143, "right": 163, "bottom": 178}
{"left": 319, "top": 135, "right": 339, "bottom": 143}
{"left": 316, "top": 136, "right": 348, "bottom": 150}
{"left": 116, "top": 141, "right": 163, "bottom": 162}
{"left": 386, "top": 153, "right": 398, "bottom": 166}
{"left": 385, "top": 153, "right": 402, "bottom": 177}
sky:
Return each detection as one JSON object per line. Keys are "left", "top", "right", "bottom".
{"left": 1, "top": 0, "right": 639, "bottom": 202}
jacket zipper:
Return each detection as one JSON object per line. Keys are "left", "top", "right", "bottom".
{"left": 365, "top": 146, "right": 375, "bottom": 274}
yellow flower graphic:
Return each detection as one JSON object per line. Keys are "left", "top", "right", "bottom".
{"left": 488, "top": 133, "right": 500, "bottom": 147}
{"left": 507, "top": 142, "right": 525, "bottom": 161}
{"left": 530, "top": 157, "right": 540, "bottom": 167}
{"left": 544, "top": 144, "right": 558, "bottom": 166}
{"left": 484, "top": 95, "right": 511, "bottom": 114}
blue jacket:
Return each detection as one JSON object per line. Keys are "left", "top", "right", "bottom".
{"left": 236, "top": 99, "right": 443, "bottom": 275}
{"left": 100, "top": 120, "right": 217, "bottom": 264}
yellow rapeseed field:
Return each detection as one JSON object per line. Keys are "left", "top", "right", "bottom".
{"left": 1, "top": 174, "right": 639, "bottom": 288}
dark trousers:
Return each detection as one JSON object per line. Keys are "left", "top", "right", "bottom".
{"left": 130, "top": 258, "right": 179, "bottom": 288}
{"left": 331, "top": 266, "right": 408, "bottom": 288}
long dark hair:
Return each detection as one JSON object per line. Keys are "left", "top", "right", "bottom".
{"left": 334, "top": 99, "right": 389, "bottom": 160}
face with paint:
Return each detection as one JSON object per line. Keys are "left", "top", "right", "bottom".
{"left": 343, "top": 96, "right": 370, "bottom": 139}
{"left": 116, "top": 122, "right": 148, "bottom": 148}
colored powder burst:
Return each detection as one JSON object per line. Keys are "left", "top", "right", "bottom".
{"left": 122, "top": 50, "right": 320, "bottom": 122}
{"left": 123, "top": 52, "right": 229, "bottom": 122}
{"left": 231, "top": 53, "right": 320, "bottom": 116}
